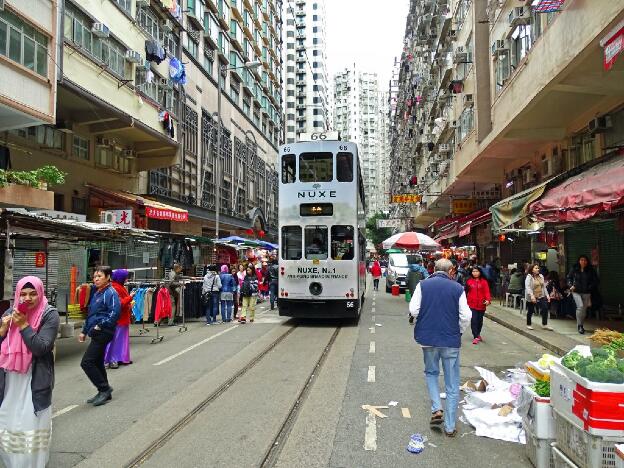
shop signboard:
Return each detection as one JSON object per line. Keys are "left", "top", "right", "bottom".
{"left": 452, "top": 199, "right": 477, "bottom": 215}
{"left": 390, "top": 194, "right": 422, "bottom": 204}
{"left": 377, "top": 219, "right": 401, "bottom": 229}
{"left": 34, "top": 252, "right": 46, "bottom": 268}
{"left": 145, "top": 206, "right": 189, "bottom": 222}
{"left": 102, "top": 209, "right": 134, "bottom": 228}
{"left": 32, "top": 210, "right": 87, "bottom": 222}
{"left": 602, "top": 21, "right": 624, "bottom": 71}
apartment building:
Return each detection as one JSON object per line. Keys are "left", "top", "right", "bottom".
{"left": 283, "top": 0, "right": 329, "bottom": 143}
{"left": 1, "top": 0, "right": 283, "bottom": 238}
{"left": 334, "top": 66, "right": 387, "bottom": 216}
{"left": 391, "top": 0, "right": 624, "bottom": 307}
{"left": 0, "top": 0, "right": 58, "bottom": 132}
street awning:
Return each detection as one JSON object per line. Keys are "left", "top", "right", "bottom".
{"left": 529, "top": 156, "right": 624, "bottom": 223}
{"left": 88, "top": 185, "right": 188, "bottom": 222}
{"left": 489, "top": 179, "right": 555, "bottom": 233}
{"left": 458, "top": 210, "right": 492, "bottom": 237}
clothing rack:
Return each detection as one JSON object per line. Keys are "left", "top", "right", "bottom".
{"left": 126, "top": 280, "right": 166, "bottom": 344}
{"left": 177, "top": 278, "right": 204, "bottom": 333}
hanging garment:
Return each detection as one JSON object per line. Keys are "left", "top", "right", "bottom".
{"left": 159, "top": 241, "right": 174, "bottom": 268}
{"left": 144, "top": 288, "right": 154, "bottom": 321}
{"left": 131, "top": 288, "right": 146, "bottom": 321}
{"left": 155, "top": 287, "right": 172, "bottom": 322}
{"left": 145, "top": 40, "right": 165, "bottom": 64}
{"left": 146, "top": 70, "right": 154, "bottom": 83}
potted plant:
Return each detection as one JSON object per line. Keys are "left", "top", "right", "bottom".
{"left": 35, "top": 165, "right": 67, "bottom": 190}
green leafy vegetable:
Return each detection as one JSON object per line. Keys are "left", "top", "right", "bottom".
{"left": 532, "top": 379, "right": 550, "bottom": 397}
{"left": 562, "top": 350, "right": 582, "bottom": 370}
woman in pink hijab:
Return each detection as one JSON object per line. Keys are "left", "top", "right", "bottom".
{"left": 0, "top": 276, "right": 59, "bottom": 468}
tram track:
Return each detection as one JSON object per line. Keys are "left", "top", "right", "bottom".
{"left": 125, "top": 322, "right": 343, "bottom": 467}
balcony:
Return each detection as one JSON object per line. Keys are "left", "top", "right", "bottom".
{"left": 230, "top": 0, "right": 243, "bottom": 21}
{"left": 0, "top": 184, "right": 54, "bottom": 210}
{"left": 296, "top": 31, "right": 306, "bottom": 39}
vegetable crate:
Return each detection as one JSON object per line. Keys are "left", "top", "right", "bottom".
{"left": 553, "top": 410, "right": 624, "bottom": 468}
{"left": 522, "top": 385, "right": 556, "bottom": 439}
{"left": 525, "top": 424, "right": 555, "bottom": 468}
{"left": 551, "top": 444, "right": 579, "bottom": 468}
{"left": 551, "top": 362, "right": 624, "bottom": 438}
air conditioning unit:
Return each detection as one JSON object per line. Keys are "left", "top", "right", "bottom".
{"left": 125, "top": 50, "right": 142, "bottom": 63}
{"left": 463, "top": 94, "right": 474, "bottom": 107}
{"left": 439, "top": 143, "right": 450, "bottom": 153}
{"left": 101, "top": 211, "right": 116, "bottom": 225}
{"left": 491, "top": 40, "right": 508, "bottom": 55}
{"left": 96, "top": 136, "right": 111, "bottom": 147}
{"left": 160, "top": 19, "right": 173, "bottom": 33}
{"left": 509, "top": 7, "right": 530, "bottom": 27}
{"left": 122, "top": 149, "right": 136, "bottom": 158}
{"left": 135, "top": 0, "right": 149, "bottom": 6}
{"left": 92, "top": 23, "right": 110, "bottom": 38}
{"left": 588, "top": 116, "right": 612, "bottom": 133}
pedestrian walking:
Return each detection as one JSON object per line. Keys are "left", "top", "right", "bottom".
{"left": 219, "top": 265, "right": 236, "bottom": 322}
{"left": 370, "top": 260, "right": 382, "bottom": 291}
{"left": 237, "top": 264, "right": 246, "bottom": 308}
{"left": 104, "top": 269, "right": 134, "bottom": 369}
{"left": 257, "top": 262, "right": 269, "bottom": 301}
{"left": 408, "top": 259, "right": 471, "bottom": 437}
{"left": 465, "top": 266, "right": 491, "bottom": 344}
{"left": 230, "top": 265, "right": 239, "bottom": 319}
{"left": 0, "top": 276, "right": 59, "bottom": 468}
{"left": 202, "top": 265, "right": 222, "bottom": 325}
{"left": 455, "top": 260, "right": 469, "bottom": 287}
{"left": 567, "top": 255, "right": 599, "bottom": 334}
{"left": 79, "top": 266, "right": 121, "bottom": 406}
{"left": 268, "top": 259, "right": 279, "bottom": 310}
{"left": 239, "top": 265, "right": 259, "bottom": 323}
{"left": 525, "top": 264, "right": 553, "bottom": 331}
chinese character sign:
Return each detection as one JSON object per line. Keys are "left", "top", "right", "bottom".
{"left": 111, "top": 210, "right": 134, "bottom": 228}
{"left": 145, "top": 206, "right": 189, "bottom": 222}
{"left": 451, "top": 199, "right": 477, "bottom": 214}
{"left": 390, "top": 194, "right": 422, "bottom": 204}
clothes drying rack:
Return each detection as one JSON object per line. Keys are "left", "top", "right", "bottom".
{"left": 126, "top": 279, "right": 167, "bottom": 344}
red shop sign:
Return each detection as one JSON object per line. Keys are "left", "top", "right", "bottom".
{"left": 34, "top": 252, "right": 46, "bottom": 268}
{"left": 602, "top": 22, "right": 624, "bottom": 71}
{"left": 145, "top": 206, "right": 188, "bottom": 222}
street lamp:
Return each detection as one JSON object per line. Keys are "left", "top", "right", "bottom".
{"left": 215, "top": 60, "right": 262, "bottom": 241}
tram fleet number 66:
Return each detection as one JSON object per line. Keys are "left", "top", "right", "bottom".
{"left": 277, "top": 133, "right": 367, "bottom": 319}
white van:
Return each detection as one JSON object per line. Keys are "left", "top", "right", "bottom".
{"left": 385, "top": 253, "right": 424, "bottom": 292}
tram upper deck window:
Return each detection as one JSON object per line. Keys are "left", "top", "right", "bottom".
{"left": 299, "top": 152, "right": 332, "bottom": 182}
{"left": 282, "top": 226, "right": 302, "bottom": 260}
{"left": 336, "top": 152, "right": 353, "bottom": 182}
{"left": 305, "top": 225, "right": 328, "bottom": 260}
{"left": 282, "top": 154, "right": 296, "bottom": 183}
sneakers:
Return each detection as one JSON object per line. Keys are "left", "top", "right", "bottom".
{"left": 527, "top": 325, "right": 534, "bottom": 330}
{"left": 472, "top": 338, "right": 480, "bottom": 345}
{"left": 542, "top": 325, "right": 554, "bottom": 331}
{"left": 578, "top": 325, "right": 585, "bottom": 334}
{"left": 109, "top": 362, "right": 119, "bottom": 369}
{"left": 478, "top": 335, "right": 484, "bottom": 342}
{"left": 239, "top": 317, "right": 246, "bottom": 324}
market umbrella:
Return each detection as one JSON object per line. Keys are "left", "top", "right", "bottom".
{"left": 382, "top": 232, "right": 440, "bottom": 251}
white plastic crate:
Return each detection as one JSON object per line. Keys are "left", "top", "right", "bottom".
{"left": 551, "top": 444, "right": 579, "bottom": 468}
{"left": 554, "top": 410, "right": 624, "bottom": 468}
{"left": 522, "top": 385, "right": 556, "bottom": 439}
{"left": 525, "top": 424, "right": 555, "bottom": 468}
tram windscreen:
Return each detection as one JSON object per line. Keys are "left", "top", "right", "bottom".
{"left": 299, "top": 153, "right": 333, "bottom": 182}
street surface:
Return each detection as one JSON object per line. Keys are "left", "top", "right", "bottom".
{"left": 39, "top": 280, "right": 542, "bottom": 467}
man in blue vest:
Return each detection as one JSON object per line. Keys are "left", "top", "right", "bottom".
{"left": 409, "top": 258, "right": 472, "bottom": 437}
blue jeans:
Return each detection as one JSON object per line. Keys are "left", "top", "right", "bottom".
{"left": 220, "top": 300, "right": 233, "bottom": 321}
{"left": 269, "top": 281, "right": 278, "bottom": 308}
{"left": 422, "top": 347, "right": 461, "bottom": 433}
{"left": 205, "top": 294, "right": 220, "bottom": 323}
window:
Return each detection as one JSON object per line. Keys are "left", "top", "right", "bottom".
{"left": 495, "top": 49, "right": 511, "bottom": 93}
{"left": 299, "top": 152, "right": 332, "bottom": 182}
{"left": 331, "top": 225, "right": 354, "bottom": 260}
{"left": 136, "top": 5, "right": 160, "bottom": 39}
{"left": 281, "top": 226, "right": 302, "bottom": 260}
{"left": 185, "top": 33, "right": 199, "bottom": 59}
{"left": 112, "top": 0, "right": 131, "bottom": 13}
{"left": 305, "top": 226, "right": 328, "bottom": 260}
{"left": 95, "top": 147, "right": 132, "bottom": 174}
{"left": 281, "top": 154, "right": 296, "bottom": 183}
{"left": 313, "top": 26, "right": 318, "bottom": 33}
{"left": 72, "top": 135, "right": 90, "bottom": 160}
{"left": 336, "top": 152, "right": 353, "bottom": 182}
{"left": 0, "top": 8, "right": 49, "bottom": 76}
{"left": 511, "top": 25, "right": 531, "bottom": 66}
{"left": 204, "top": 51, "right": 214, "bottom": 74}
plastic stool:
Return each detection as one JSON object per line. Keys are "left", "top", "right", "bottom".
{"left": 518, "top": 298, "right": 526, "bottom": 315}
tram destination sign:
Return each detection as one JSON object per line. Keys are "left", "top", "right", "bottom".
{"left": 390, "top": 194, "right": 422, "bottom": 204}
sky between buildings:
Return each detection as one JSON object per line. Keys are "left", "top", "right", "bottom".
{"left": 325, "top": 0, "right": 410, "bottom": 88}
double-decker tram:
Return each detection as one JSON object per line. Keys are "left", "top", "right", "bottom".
{"left": 277, "top": 133, "right": 367, "bottom": 319}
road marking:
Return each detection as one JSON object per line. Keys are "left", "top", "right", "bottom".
{"left": 153, "top": 326, "right": 236, "bottom": 366}
{"left": 371, "top": 315, "right": 375, "bottom": 321}
{"left": 364, "top": 412, "right": 377, "bottom": 451}
{"left": 401, "top": 407, "right": 411, "bottom": 418}
{"left": 53, "top": 405, "right": 78, "bottom": 419}
{"left": 371, "top": 307, "right": 376, "bottom": 313}
{"left": 368, "top": 366, "right": 376, "bottom": 382}
{"left": 369, "top": 326, "right": 375, "bottom": 334}
{"left": 369, "top": 341, "right": 375, "bottom": 354}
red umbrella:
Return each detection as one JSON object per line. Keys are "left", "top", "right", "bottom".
{"left": 382, "top": 232, "right": 440, "bottom": 251}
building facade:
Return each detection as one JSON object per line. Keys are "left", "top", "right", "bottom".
{"left": 282, "top": 0, "right": 329, "bottom": 143}
{"left": 0, "top": 0, "right": 283, "bottom": 239}
{"left": 391, "top": 0, "right": 624, "bottom": 307}
{"left": 334, "top": 66, "right": 388, "bottom": 217}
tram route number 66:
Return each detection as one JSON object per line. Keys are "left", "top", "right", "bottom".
{"left": 346, "top": 301, "right": 355, "bottom": 308}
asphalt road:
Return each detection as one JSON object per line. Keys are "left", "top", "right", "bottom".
{"left": 35, "top": 280, "right": 543, "bottom": 467}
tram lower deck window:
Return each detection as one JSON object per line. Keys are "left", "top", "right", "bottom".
{"left": 331, "top": 225, "right": 354, "bottom": 260}
{"left": 305, "top": 225, "right": 328, "bottom": 260}
{"left": 281, "top": 226, "right": 302, "bottom": 260}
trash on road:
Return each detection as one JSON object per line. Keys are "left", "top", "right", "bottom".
{"left": 375, "top": 323, "right": 383, "bottom": 327}
{"left": 406, "top": 433, "right": 425, "bottom": 454}
{"left": 388, "top": 401, "right": 398, "bottom": 406}
{"left": 440, "top": 392, "right": 446, "bottom": 399}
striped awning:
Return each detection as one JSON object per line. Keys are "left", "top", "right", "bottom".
{"left": 533, "top": 0, "right": 566, "bottom": 13}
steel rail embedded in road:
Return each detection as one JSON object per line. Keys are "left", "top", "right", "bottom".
{"left": 260, "top": 326, "right": 342, "bottom": 468}
{"left": 125, "top": 324, "right": 298, "bottom": 467}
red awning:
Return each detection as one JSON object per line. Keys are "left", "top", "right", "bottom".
{"left": 529, "top": 156, "right": 624, "bottom": 223}
{"left": 458, "top": 211, "right": 492, "bottom": 237}
{"left": 434, "top": 208, "right": 490, "bottom": 240}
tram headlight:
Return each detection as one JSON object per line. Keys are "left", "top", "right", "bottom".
{"left": 309, "top": 282, "right": 323, "bottom": 296}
